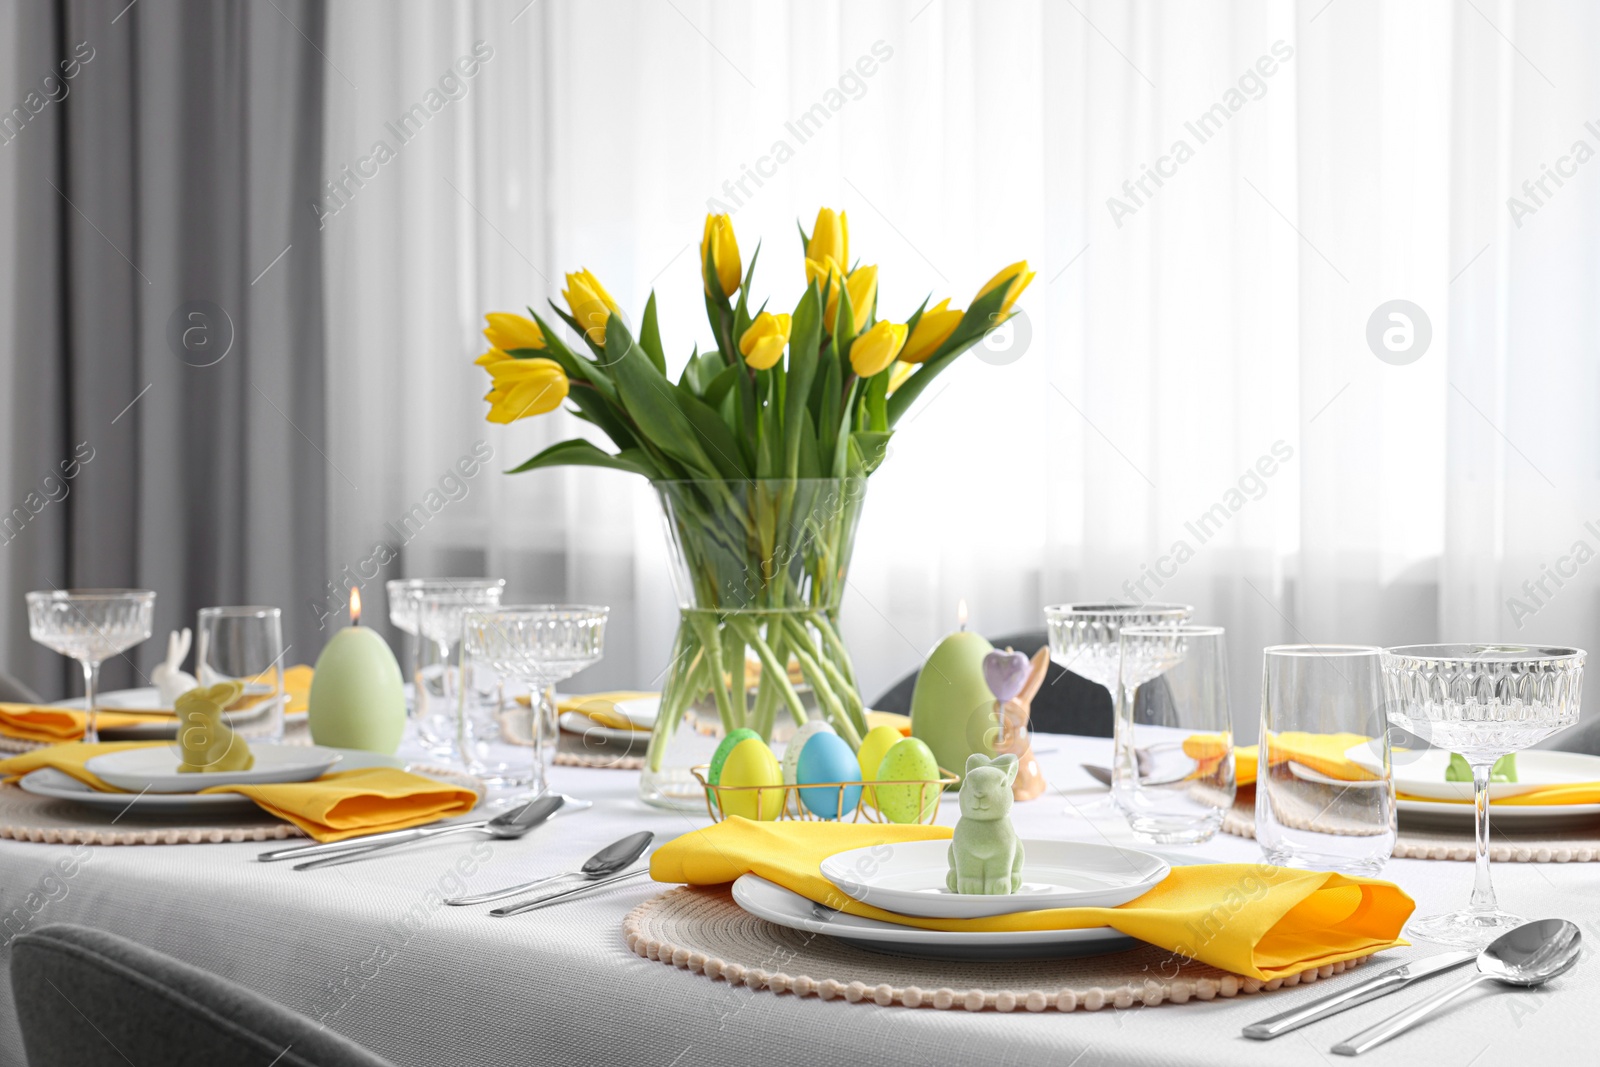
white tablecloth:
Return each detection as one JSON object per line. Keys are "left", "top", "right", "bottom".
{"left": 1, "top": 736, "right": 1596, "bottom": 1067}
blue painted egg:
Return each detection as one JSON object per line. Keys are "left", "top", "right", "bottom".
{"left": 796, "top": 731, "right": 863, "bottom": 818}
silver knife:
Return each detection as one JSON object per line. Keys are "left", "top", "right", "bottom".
{"left": 489, "top": 864, "right": 652, "bottom": 916}
{"left": 1241, "top": 951, "right": 1477, "bottom": 1040}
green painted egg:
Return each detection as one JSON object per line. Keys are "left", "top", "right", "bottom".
{"left": 874, "top": 737, "right": 941, "bottom": 824}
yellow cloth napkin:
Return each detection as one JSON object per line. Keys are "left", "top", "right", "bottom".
{"left": 1197, "top": 733, "right": 1600, "bottom": 806}
{"left": 0, "top": 706, "right": 177, "bottom": 744}
{"left": 199, "top": 768, "right": 478, "bottom": 842}
{"left": 0, "top": 741, "right": 166, "bottom": 788}
{"left": 0, "top": 742, "right": 477, "bottom": 842}
{"left": 283, "top": 665, "right": 313, "bottom": 714}
{"left": 1186, "top": 733, "right": 1376, "bottom": 788}
{"left": 650, "top": 819, "right": 1414, "bottom": 981}
{"left": 554, "top": 692, "right": 657, "bottom": 730}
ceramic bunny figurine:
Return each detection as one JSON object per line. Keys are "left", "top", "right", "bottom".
{"left": 176, "top": 681, "right": 253, "bottom": 773}
{"left": 990, "top": 647, "right": 1050, "bottom": 802}
{"left": 946, "top": 752, "right": 1023, "bottom": 894}
{"left": 152, "top": 628, "right": 198, "bottom": 707}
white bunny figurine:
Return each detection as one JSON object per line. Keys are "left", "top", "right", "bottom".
{"left": 152, "top": 628, "right": 199, "bottom": 706}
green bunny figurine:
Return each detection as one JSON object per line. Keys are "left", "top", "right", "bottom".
{"left": 176, "top": 681, "right": 254, "bottom": 773}
{"left": 946, "top": 752, "right": 1023, "bottom": 894}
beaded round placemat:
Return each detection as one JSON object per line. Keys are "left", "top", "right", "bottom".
{"left": 0, "top": 764, "right": 484, "bottom": 846}
{"left": 623, "top": 885, "right": 1370, "bottom": 1012}
{"left": 1221, "top": 795, "right": 1600, "bottom": 862}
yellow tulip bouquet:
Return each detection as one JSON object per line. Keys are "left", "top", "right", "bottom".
{"left": 474, "top": 209, "right": 1029, "bottom": 782}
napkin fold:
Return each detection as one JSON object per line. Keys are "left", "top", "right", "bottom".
{"left": 0, "top": 742, "right": 478, "bottom": 842}
{"left": 554, "top": 692, "right": 657, "bottom": 730}
{"left": 650, "top": 819, "right": 1414, "bottom": 982}
{"left": 0, "top": 706, "right": 172, "bottom": 744}
{"left": 200, "top": 768, "right": 479, "bottom": 841}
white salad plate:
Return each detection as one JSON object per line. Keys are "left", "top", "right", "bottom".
{"left": 18, "top": 749, "right": 405, "bottom": 816}
{"left": 83, "top": 743, "right": 342, "bottom": 793}
{"left": 555, "top": 712, "right": 649, "bottom": 744}
{"left": 819, "top": 839, "right": 1170, "bottom": 920}
{"left": 1343, "top": 745, "right": 1600, "bottom": 802}
{"left": 731, "top": 875, "right": 1140, "bottom": 961}
{"left": 57, "top": 687, "right": 308, "bottom": 740}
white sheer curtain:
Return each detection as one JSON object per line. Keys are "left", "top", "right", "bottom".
{"left": 321, "top": 0, "right": 1600, "bottom": 739}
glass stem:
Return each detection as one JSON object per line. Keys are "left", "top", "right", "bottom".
{"left": 1468, "top": 759, "right": 1497, "bottom": 913}
{"left": 530, "top": 681, "right": 551, "bottom": 797}
{"left": 81, "top": 659, "right": 101, "bottom": 744}
{"left": 1111, "top": 681, "right": 1138, "bottom": 807}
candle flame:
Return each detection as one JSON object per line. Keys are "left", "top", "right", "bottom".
{"left": 958, "top": 598, "right": 968, "bottom": 631}
{"left": 350, "top": 586, "right": 362, "bottom": 625}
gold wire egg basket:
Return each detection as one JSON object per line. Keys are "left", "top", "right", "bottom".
{"left": 690, "top": 765, "right": 959, "bottom": 825}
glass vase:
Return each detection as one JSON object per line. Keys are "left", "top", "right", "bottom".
{"left": 639, "top": 478, "right": 868, "bottom": 810}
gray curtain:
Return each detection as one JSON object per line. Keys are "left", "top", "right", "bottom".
{"left": 0, "top": 0, "right": 327, "bottom": 698}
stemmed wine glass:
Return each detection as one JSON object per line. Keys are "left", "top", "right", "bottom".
{"left": 386, "top": 578, "right": 506, "bottom": 679}
{"left": 410, "top": 587, "right": 505, "bottom": 758}
{"left": 1044, "top": 603, "right": 1192, "bottom": 813}
{"left": 462, "top": 605, "right": 607, "bottom": 800}
{"left": 1382, "top": 643, "right": 1584, "bottom": 947}
{"left": 26, "top": 589, "right": 156, "bottom": 743}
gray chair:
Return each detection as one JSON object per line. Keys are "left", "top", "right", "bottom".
{"left": 10, "top": 924, "right": 394, "bottom": 1067}
{"left": 870, "top": 630, "right": 1115, "bottom": 737}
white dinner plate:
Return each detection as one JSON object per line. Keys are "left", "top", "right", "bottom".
{"left": 819, "top": 839, "right": 1170, "bottom": 919}
{"left": 731, "top": 875, "right": 1141, "bottom": 961}
{"left": 1395, "top": 796, "right": 1600, "bottom": 826}
{"left": 1344, "top": 744, "right": 1600, "bottom": 802}
{"left": 57, "top": 687, "right": 309, "bottom": 740}
{"left": 84, "top": 743, "right": 342, "bottom": 793}
{"left": 555, "top": 712, "right": 648, "bottom": 744}
{"left": 17, "top": 749, "right": 407, "bottom": 816}
{"left": 608, "top": 697, "right": 660, "bottom": 729}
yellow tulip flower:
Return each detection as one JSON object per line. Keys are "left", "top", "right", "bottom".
{"left": 483, "top": 357, "right": 569, "bottom": 423}
{"left": 482, "top": 312, "right": 546, "bottom": 352}
{"left": 900, "top": 298, "right": 963, "bottom": 364}
{"left": 807, "top": 207, "right": 848, "bottom": 275}
{"left": 849, "top": 319, "right": 907, "bottom": 377}
{"left": 974, "top": 260, "right": 1036, "bottom": 319}
{"left": 562, "top": 269, "right": 622, "bottom": 345}
{"left": 475, "top": 347, "right": 512, "bottom": 368}
{"left": 887, "top": 360, "right": 917, "bottom": 395}
{"left": 701, "top": 213, "right": 742, "bottom": 298}
{"left": 822, "top": 263, "right": 877, "bottom": 335}
{"left": 739, "top": 311, "right": 792, "bottom": 370}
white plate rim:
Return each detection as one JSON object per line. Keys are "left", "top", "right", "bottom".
{"left": 818, "top": 839, "right": 1170, "bottom": 919}
{"left": 84, "top": 743, "right": 341, "bottom": 793}
{"left": 1345, "top": 744, "right": 1600, "bottom": 801}
{"left": 555, "top": 711, "right": 648, "bottom": 744}
{"left": 730, "top": 874, "right": 1136, "bottom": 950}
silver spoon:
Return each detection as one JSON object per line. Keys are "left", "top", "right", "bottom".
{"left": 446, "top": 830, "right": 654, "bottom": 906}
{"left": 288, "top": 794, "right": 566, "bottom": 871}
{"left": 1331, "top": 919, "right": 1582, "bottom": 1055}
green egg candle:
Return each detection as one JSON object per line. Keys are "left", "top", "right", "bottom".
{"left": 910, "top": 600, "right": 995, "bottom": 787}
{"left": 308, "top": 588, "right": 407, "bottom": 754}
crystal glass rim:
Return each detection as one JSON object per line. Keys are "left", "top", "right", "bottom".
{"left": 26, "top": 589, "right": 155, "bottom": 602}
{"left": 1265, "top": 643, "right": 1383, "bottom": 658}
{"left": 1045, "top": 602, "right": 1192, "bottom": 617}
{"left": 386, "top": 577, "right": 506, "bottom": 592}
{"left": 1383, "top": 643, "right": 1585, "bottom": 663}
{"left": 1122, "top": 624, "right": 1223, "bottom": 638}
{"left": 197, "top": 605, "right": 281, "bottom": 619}
{"left": 467, "top": 604, "right": 609, "bottom": 620}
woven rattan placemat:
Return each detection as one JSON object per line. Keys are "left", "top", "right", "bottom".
{"left": 624, "top": 885, "right": 1371, "bottom": 1013}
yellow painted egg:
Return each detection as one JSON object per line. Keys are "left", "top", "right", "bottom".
{"left": 856, "top": 725, "right": 903, "bottom": 810}
{"left": 716, "top": 737, "right": 786, "bottom": 820}
{"left": 874, "top": 737, "right": 941, "bottom": 824}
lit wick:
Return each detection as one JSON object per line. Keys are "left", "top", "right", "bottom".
{"left": 957, "top": 598, "right": 968, "bottom": 633}
{"left": 350, "top": 586, "right": 362, "bottom": 626}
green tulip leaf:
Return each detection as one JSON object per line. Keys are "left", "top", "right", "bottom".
{"left": 605, "top": 316, "right": 723, "bottom": 480}
{"left": 675, "top": 388, "right": 749, "bottom": 479}
{"left": 506, "top": 438, "right": 659, "bottom": 479}
{"left": 784, "top": 282, "right": 823, "bottom": 479}
{"left": 849, "top": 431, "right": 892, "bottom": 474}
{"left": 884, "top": 278, "right": 1015, "bottom": 426}
{"left": 639, "top": 291, "right": 667, "bottom": 375}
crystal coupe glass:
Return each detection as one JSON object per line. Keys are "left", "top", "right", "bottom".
{"left": 26, "top": 589, "right": 156, "bottom": 743}
{"left": 462, "top": 606, "right": 607, "bottom": 800}
{"left": 1044, "top": 603, "right": 1192, "bottom": 813}
{"left": 1382, "top": 643, "right": 1584, "bottom": 947}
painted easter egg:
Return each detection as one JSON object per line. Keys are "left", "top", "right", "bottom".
{"left": 855, "top": 724, "right": 903, "bottom": 810}
{"left": 716, "top": 737, "right": 785, "bottom": 820}
{"left": 796, "top": 731, "right": 862, "bottom": 818}
{"left": 781, "top": 720, "right": 836, "bottom": 785}
{"left": 874, "top": 737, "right": 941, "bottom": 824}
